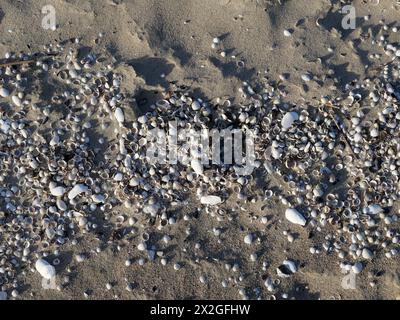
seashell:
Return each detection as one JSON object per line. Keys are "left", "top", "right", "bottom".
{"left": 285, "top": 208, "right": 306, "bottom": 226}
{"left": 277, "top": 260, "right": 297, "bottom": 277}
{"left": 190, "top": 158, "right": 203, "bottom": 175}
{"left": 114, "top": 107, "right": 124, "bottom": 124}
{"left": 366, "top": 204, "right": 383, "bottom": 215}
{"left": 200, "top": 195, "right": 222, "bottom": 206}
{"left": 12, "top": 95, "right": 22, "bottom": 107}
{"left": 244, "top": 233, "right": 253, "bottom": 245}
{"left": 281, "top": 112, "right": 299, "bottom": 130}
{"left": 35, "top": 259, "right": 56, "bottom": 279}
{"left": 49, "top": 183, "right": 66, "bottom": 197}
{"left": 137, "top": 242, "right": 147, "bottom": 251}
{"left": 143, "top": 203, "right": 160, "bottom": 216}
{"left": 352, "top": 262, "right": 363, "bottom": 274}
{"left": 68, "top": 184, "right": 89, "bottom": 200}
{"left": 362, "top": 248, "right": 373, "bottom": 260}
{"left": 56, "top": 199, "right": 67, "bottom": 211}
{"left": 91, "top": 194, "right": 105, "bottom": 203}
{"left": 0, "top": 87, "right": 10, "bottom": 98}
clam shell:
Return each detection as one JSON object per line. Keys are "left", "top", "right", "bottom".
{"left": 49, "top": 184, "right": 66, "bottom": 197}
{"left": 281, "top": 112, "right": 299, "bottom": 130}
{"left": 0, "top": 87, "right": 10, "bottom": 98}
{"left": 35, "top": 259, "right": 56, "bottom": 279}
{"left": 200, "top": 195, "right": 222, "bottom": 206}
{"left": 68, "top": 184, "right": 89, "bottom": 200}
{"left": 114, "top": 107, "right": 125, "bottom": 123}
{"left": 285, "top": 208, "right": 306, "bottom": 226}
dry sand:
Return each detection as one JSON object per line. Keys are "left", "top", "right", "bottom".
{"left": 0, "top": 0, "right": 400, "bottom": 300}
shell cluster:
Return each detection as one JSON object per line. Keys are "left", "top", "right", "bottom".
{"left": 0, "top": 26, "right": 400, "bottom": 299}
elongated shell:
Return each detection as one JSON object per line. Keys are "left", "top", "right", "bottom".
{"left": 285, "top": 208, "right": 306, "bottom": 226}
{"left": 114, "top": 107, "right": 124, "bottom": 123}
{"left": 35, "top": 259, "right": 56, "bottom": 279}
{"left": 200, "top": 195, "right": 222, "bottom": 206}
{"left": 68, "top": 184, "right": 89, "bottom": 200}
{"left": 191, "top": 159, "right": 203, "bottom": 175}
{"left": 12, "top": 95, "right": 22, "bottom": 107}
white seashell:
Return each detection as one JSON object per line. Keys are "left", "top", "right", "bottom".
{"left": 91, "top": 194, "right": 105, "bottom": 203}
{"left": 352, "top": 262, "right": 363, "bottom": 274}
{"left": 366, "top": 204, "right": 383, "bottom": 215}
{"left": 0, "top": 119, "right": 11, "bottom": 134}
{"left": 143, "top": 203, "right": 160, "bottom": 216}
{"left": 370, "top": 128, "right": 379, "bottom": 137}
{"left": 137, "top": 242, "right": 147, "bottom": 251}
{"left": 114, "top": 107, "right": 124, "bottom": 123}
{"left": 200, "top": 195, "right": 222, "bottom": 206}
{"left": 49, "top": 184, "right": 66, "bottom": 197}
{"left": 12, "top": 95, "right": 22, "bottom": 107}
{"left": 362, "top": 248, "right": 373, "bottom": 260}
{"left": 0, "top": 87, "right": 10, "bottom": 98}
{"left": 35, "top": 259, "right": 56, "bottom": 279}
{"left": 191, "top": 101, "right": 201, "bottom": 111}
{"left": 277, "top": 260, "right": 297, "bottom": 277}
{"left": 283, "top": 29, "right": 292, "bottom": 37}
{"left": 191, "top": 158, "right": 203, "bottom": 175}
{"left": 285, "top": 208, "right": 306, "bottom": 226}
{"left": 56, "top": 199, "right": 67, "bottom": 211}
{"left": 301, "top": 74, "right": 312, "bottom": 82}
{"left": 68, "top": 184, "right": 89, "bottom": 200}
{"left": 281, "top": 112, "right": 299, "bottom": 130}
{"left": 244, "top": 234, "right": 253, "bottom": 245}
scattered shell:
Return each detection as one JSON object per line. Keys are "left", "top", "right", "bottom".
{"left": 114, "top": 107, "right": 125, "bottom": 123}
{"left": 35, "top": 259, "right": 56, "bottom": 279}
{"left": 277, "top": 260, "right": 297, "bottom": 277}
{"left": 285, "top": 208, "right": 306, "bottom": 226}
{"left": 281, "top": 112, "right": 299, "bottom": 130}
{"left": 200, "top": 195, "right": 222, "bottom": 206}
{"left": 244, "top": 233, "right": 254, "bottom": 245}
{"left": 68, "top": 184, "right": 89, "bottom": 200}
{"left": 0, "top": 87, "right": 10, "bottom": 98}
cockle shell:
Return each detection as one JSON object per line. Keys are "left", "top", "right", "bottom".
{"left": 285, "top": 208, "right": 306, "bottom": 226}
{"left": 35, "top": 259, "right": 56, "bottom": 279}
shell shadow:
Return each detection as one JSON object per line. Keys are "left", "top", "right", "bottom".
{"left": 128, "top": 57, "right": 174, "bottom": 90}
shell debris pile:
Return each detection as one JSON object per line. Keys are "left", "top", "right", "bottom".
{"left": 0, "top": 24, "right": 400, "bottom": 300}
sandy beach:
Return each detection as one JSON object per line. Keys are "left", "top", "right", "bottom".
{"left": 0, "top": 0, "right": 400, "bottom": 300}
